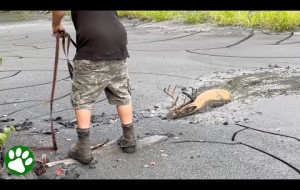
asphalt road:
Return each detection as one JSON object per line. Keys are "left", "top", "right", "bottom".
{"left": 0, "top": 13, "right": 300, "bottom": 179}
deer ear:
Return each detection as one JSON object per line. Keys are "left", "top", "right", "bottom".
{"left": 187, "top": 106, "right": 197, "bottom": 113}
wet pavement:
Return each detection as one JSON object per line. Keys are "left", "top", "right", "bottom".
{"left": 0, "top": 13, "right": 300, "bottom": 179}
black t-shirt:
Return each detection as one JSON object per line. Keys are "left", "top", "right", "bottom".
{"left": 71, "top": 11, "right": 129, "bottom": 60}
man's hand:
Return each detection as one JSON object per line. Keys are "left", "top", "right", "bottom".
{"left": 52, "top": 11, "right": 65, "bottom": 35}
{"left": 52, "top": 23, "right": 65, "bottom": 34}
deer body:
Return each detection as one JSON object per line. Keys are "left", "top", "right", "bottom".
{"left": 164, "top": 86, "right": 233, "bottom": 119}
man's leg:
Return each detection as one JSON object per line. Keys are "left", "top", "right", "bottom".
{"left": 105, "top": 59, "right": 136, "bottom": 153}
{"left": 116, "top": 104, "right": 136, "bottom": 153}
{"left": 117, "top": 104, "right": 133, "bottom": 125}
{"left": 68, "top": 60, "right": 106, "bottom": 164}
{"left": 68, "top": 109, "right": 93, "bottom": 164}
{"left": 75, "top": 109, "right": 92, "bottom": 129}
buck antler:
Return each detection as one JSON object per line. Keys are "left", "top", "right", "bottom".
{"left": 163, "top": 85, "right": 194, "bottom": 119}
{"left": 182, "top": 87, "right": 198, "bottom": 101}
{"left": 164, "top": 85, "right": 179, "bottom": 108}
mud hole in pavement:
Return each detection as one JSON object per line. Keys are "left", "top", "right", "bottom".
{"left": 137, "top": 65, "right": 300, "bottom": 125}
{"left": 8, "top": 65, "right": 296, "bottom": 130}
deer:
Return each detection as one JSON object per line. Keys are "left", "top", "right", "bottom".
{"left": 163, "top": 85, "right": 233, "bottom": 119}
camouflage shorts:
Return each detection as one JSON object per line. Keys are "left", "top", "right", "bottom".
{"left": 71, "top": 59, "right": 131, "bottom": 110}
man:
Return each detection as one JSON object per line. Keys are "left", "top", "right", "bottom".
{"left": 52, "top": 11, "right": 136, "bottom": 165}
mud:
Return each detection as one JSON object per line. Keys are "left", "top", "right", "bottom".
{"left": 223, "top": 65, "right": 300, "bottom": 100}
{"left": 1, "top": 118, "right": 33, "bottom": 131}
{"left": 44, "top": 116, "right": 76, "bottom": 128}
{"left": 13, "top": 119, "right": 33, "bottom": 131}
{"left": 91, "top": 112, "right": 142, "bottom": 126}
{"left": 30, "top": 128, "right": 59, "bottom": 135}
{"left": 0, "top": 118, "right": 14, "bottom": 123}
{"left": 136, "top": 65, "right": 300, "bottom": 126}
{"left": 90, "top": 113, "right": 119, "bottom": 125}
{"left": 17, "top": 163, "right": 81, "bottom": 179}
{"left": 55, "top": 165, "right": 80, "bottom": 179}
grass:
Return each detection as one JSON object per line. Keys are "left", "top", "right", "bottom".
{"left": 118, "top": 11, "right": 209, "bottom": 23}
{"left": 118, "top": 11, "right": 300, "bottom": 32}
{"left": 117, "top": 11, "right": 182, "bottom": 22}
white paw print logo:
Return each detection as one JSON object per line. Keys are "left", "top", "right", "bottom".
{"left": 5, "top": 145, "right": 34, "bottom": 175}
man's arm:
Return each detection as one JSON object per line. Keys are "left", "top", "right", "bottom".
{"left": 52, "top": 11, "right": 65, "bottom": 34}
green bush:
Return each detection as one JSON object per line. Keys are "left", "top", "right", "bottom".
{"left": 0, "top": 126, "right": 15, "bottom": 145}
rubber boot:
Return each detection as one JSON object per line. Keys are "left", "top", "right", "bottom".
{"left": 68, "top": 128, "right": 93, "bottom": 164}
{"left": 118, "top": 123, "right": 136, "bottom": 153}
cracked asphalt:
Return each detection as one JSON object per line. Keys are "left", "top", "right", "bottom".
{"left": 0, "top": 13, "right": 300, "bottom": 179}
